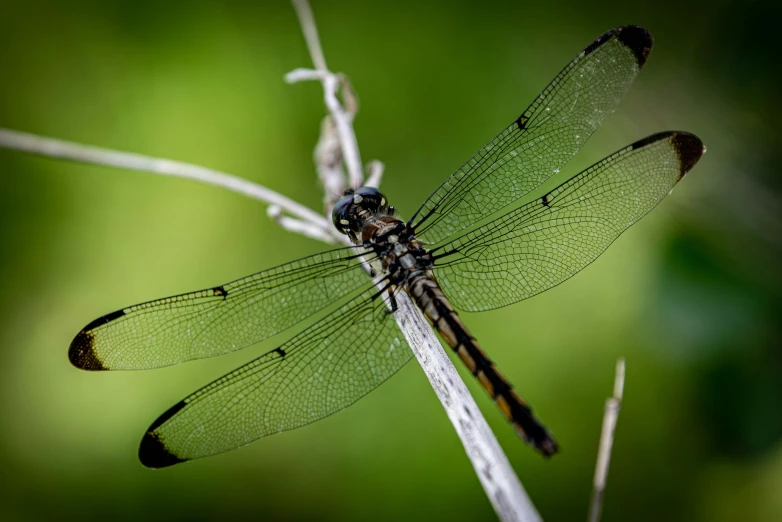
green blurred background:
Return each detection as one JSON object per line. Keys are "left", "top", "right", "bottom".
{"left": 1, "top": 0, "right": 780, "bottom": 520}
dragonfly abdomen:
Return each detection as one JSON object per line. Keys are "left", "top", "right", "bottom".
{"left": 407, "top": 272, "right": 559, "bottom": 457}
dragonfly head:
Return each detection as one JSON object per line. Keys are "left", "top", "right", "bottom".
{"left": 332, "top": 186, "right": 389, "bottom": 237}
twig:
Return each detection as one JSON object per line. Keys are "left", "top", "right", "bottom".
{"left": 0, "top": 128, "right": 334, "bottom": 238}
{"left": 364, "top": 159, "right": 385, "bottom": 188}
{"left": 289, "top": 0, "right": 364, "bottom": 188}
{"left": 267, "top": 205, "right": 338, "bottom": 244}
{"left": 588, "top": 358, "right": 626, "bottom": 522}
{"left": 289, "top": 0, "right": 328, "bottom": 71}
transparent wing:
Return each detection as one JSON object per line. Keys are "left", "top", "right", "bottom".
{"left": 431, "top": 132, "right": 705, "bottom": 311}
{"left": 68, "top": 246, "right": 375, "bottom": 370}
{"left": 410, "top": 26, "right": 653, "bottom": 245}
{"left": 137, "top": 285, "right": 412, "bottom": 468}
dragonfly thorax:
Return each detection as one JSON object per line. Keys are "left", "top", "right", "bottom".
{"left": 332, "top": 187, "right": 426, "bottom": 274}
{"left": 332, "top": 186, "right": 391, "bottom": 238}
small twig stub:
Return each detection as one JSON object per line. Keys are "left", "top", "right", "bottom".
{"left": 588, "top": 358, "right": 626, "bottom": 522}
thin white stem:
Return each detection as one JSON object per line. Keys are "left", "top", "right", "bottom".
{"left": 290, "top": 0, "right": 364, "bottom": 188}
{"left": 267, "top": 205, "right": 339, "bottom": 244}
{"left": 285, "top": 68, "right": 326, "bottom": 83}
{"left": 290, "top": 0, "right": 328, "bottom": 71}
{"left": 588, "top": 358, "right": 626, "bottom": 522}
{"left": 0, "top": 128, "right": 332, "bottom": 233}
{"left": 364, "top": 160, "right": 385, "bottom": 189}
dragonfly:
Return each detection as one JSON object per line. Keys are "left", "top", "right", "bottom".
{"left": 68, "top": 25, "right": 704, "bottom": 468}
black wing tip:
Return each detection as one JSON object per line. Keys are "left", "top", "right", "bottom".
{"left": 68, "top": 309, "right": 126, "bottom": 370}
{"left": 68, "top": 331, "right": 106, "bottom": 370}
{"left": 585, "top": 26, "right": 653, "bottom": 68}
{"left": 628, "top": 131, "right": 705, "bottom": 179}
{"left": 615, "top": 25, "right": 653, "bottom": 67}
{"left": 670, "top": 132, "right": 706, "bottom": 179}
{"left": 139, "top": 400, "right": 189, "bottom": 469}
{"left": 138, "top": 432, "right": 186, "bottom": 469}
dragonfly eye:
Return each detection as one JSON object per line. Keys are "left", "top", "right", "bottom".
{"left": 354, "top": 186, "right": 388, "bottom": 214}
{"left": 332, "top": 187, "right": 389, "bottom": 234}
{"left": 332, "top": 195, "right": 355, "bottom": 234}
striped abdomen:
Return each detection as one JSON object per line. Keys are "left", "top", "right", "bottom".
{"left": 407, "top": 272, "right": 558, "bottom": 456}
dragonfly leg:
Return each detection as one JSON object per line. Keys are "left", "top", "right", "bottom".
{"left": 385, "top": 287, "right": 398, "bottom": 314}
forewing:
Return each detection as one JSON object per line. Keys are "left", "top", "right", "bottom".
{"left": 68, "top": 247, "right": 374, "bottom": 370}
{"left": 137, "top": 287, "right": 412, "bottom": 468}
{"left": 432, "top": 132, "right": 705, "bottom": 311}
{"left": 411, "top": 26, "right": 653, "bottom": 244}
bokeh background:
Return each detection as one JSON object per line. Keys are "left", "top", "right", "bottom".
{"left": 1, "top": 0, "right": 780, "bottom": 520}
